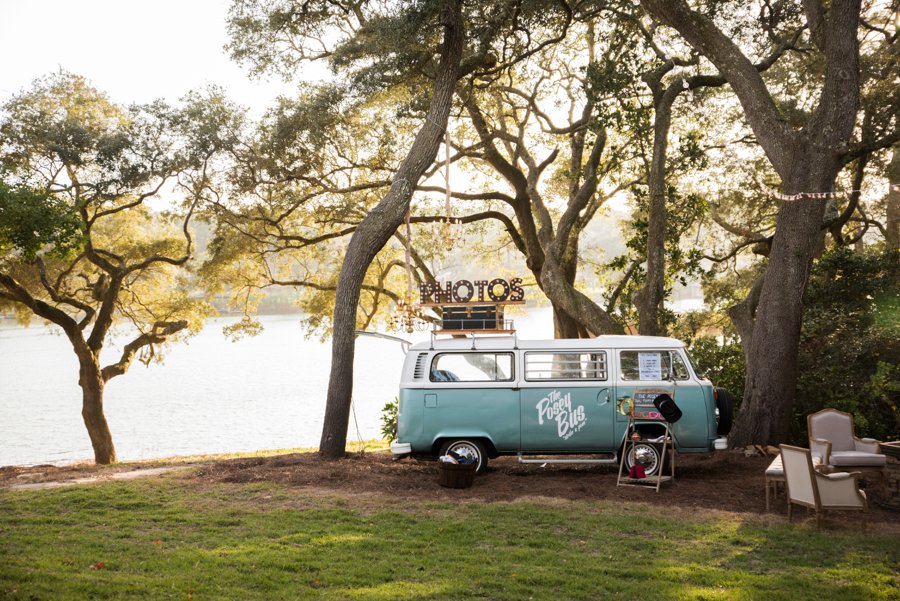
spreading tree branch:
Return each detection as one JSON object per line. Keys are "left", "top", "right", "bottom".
{"left": 101, "top": 320, "right": 189, "bottom": 382}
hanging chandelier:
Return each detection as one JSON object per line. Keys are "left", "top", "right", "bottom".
{"left": 387, "top": 295, "right": 428, "bottom": 334}
{"left": 388, "top": 209, "right": 429, "bottom": 334}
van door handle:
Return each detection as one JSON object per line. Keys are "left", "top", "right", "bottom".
{"left": 512, "top": 387, "right": 520, "bottom": 391}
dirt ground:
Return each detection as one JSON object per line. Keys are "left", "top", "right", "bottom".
{"left": 2, "top": 449, "right": 897, "bottom": 530}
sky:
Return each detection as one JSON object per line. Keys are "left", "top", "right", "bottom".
{"left": 0, "top": 0, "right": 301, "bottom": 113}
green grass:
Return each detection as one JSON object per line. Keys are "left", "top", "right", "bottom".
{"left": 1, "top": 478, "right": 898, "bottom": 600}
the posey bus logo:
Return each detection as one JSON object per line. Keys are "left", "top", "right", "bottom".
{"left": 536, "top": 390, "right": 587, "bottom": 440}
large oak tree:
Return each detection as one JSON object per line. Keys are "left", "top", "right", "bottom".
{"left": 640, "top": 0, "right": 897, "bottom": 445}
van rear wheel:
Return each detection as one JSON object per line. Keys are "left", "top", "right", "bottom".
{"left": 623, "top": 442, "right": 664, "bottom": 477}
{"left": 439, "top": 439, "right": 488, "bottom": 473}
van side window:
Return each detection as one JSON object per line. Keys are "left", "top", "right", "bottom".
{"left": 619, "top": 351, "right": 690, "bottom": 381}
{"left": 430, "top": 353, "right": 514, "bottom": 382}
{"left": 525, "top": 352, "right": 607, "bottom": 381}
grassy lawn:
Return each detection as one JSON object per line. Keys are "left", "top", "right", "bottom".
{"left": 1, "top": 477, "right": 898, "bottom": 600}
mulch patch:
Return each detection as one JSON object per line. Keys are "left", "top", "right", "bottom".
{"left": 191, "top": 449, "right": 898, "bottom": 527}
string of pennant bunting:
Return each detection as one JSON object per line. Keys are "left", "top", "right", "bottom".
{"left": 754, "top": 174, "right": 900, "bottom": 202}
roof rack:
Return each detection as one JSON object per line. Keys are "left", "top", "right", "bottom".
{"left": 429, "top": 326, "right": 519, "bottom": 351}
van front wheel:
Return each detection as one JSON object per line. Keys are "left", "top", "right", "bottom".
{"left": 623, "top": 442, "right": 663, "bottom": 477}
{"left": 439, "top": 439, "right": 488, "bottom": 473}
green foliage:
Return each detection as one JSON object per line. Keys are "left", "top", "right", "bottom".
{"left": 607, "top": 186, "right": 710, "bottom": 329}
{"left": 221, "top": 316, "right": 265, "bottom": 341}
{"left": 226, "top": 0, "right": 356, "bottom": 79}
{"left": 0, "top": 71, "right": 219, "bottom": 362}
{"left": 793, "top": 248, "right": 900, "bottom": 443}
{"left": 2, "top": 478, "right": 898, "bottom": 600}
{"left": 0, "top": 181, "right": 83, "bottom": 260}
{"left": 671, "top": 309, "right": 746, "bottom": 406}
{"left": 585, "top": 27, "right": 642, "bottom": 130}
{"left": 227, "top": 0, "right": 447, "bottom": 99}
{"left": 687, "top": 335, "right": 746, "bottom": 406}
{"left": 380, "top": 397, "right": 399, "bottom": 442}
{"left": 329, "top": 3, "right": 438, "bottom": 97}
{"left": 681, "top": 250, "right": 899, "bottom": 441}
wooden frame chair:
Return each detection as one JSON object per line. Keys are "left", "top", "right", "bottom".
{"left": 807, "top": 408, "right": 886, "bottom": 485}
{"left": 780, "top": 444, "right": 868, "bottom": 527}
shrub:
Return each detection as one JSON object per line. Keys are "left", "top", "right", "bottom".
{"left": 686, "top": 335, "right": 745, "bottom": 408}
{"left": 793, "top": 249, "right": 900, "bottom": 442}
{"left": 380, "top": 397, "right": 399, "bottom": 442}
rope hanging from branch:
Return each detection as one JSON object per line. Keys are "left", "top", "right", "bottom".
{"left": 439, "top": 126, "right": 464, "bottom": 249}
{"left": 387, "top": 208, "right": 427, "bottom": 334}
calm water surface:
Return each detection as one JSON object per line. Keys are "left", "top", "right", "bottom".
{"left": 0, "top": 310, "right": 552, "bottom": 466}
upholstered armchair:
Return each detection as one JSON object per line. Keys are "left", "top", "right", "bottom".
{"left": 780, "top": 444, "right": 868, "bottom": 526}
{"left": 807, "top": 409, "right": 886, "bottom": 478}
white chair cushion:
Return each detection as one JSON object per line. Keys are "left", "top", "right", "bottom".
{"left": 765, "top": 455, "right": 783, "bottom": 477}
{"left": 766, "top": 452, "right": 822, "bottom": 477}
{"left": 830, "top": 451, "right": 886, "bottom": 467}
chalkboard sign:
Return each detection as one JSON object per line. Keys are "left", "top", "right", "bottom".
{"left": 630, "top": 388, "right": 675, "bottom": 421}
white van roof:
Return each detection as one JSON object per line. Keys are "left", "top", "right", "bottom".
{"left": 409, "top": 335, "right": 685, "bottom": 352}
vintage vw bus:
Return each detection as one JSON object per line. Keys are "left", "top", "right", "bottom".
{"left": 390, "top": 335, "right": 732, "bottom": 474}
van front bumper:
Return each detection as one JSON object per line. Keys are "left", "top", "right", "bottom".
{"left": 391, "top": 442, "right": 412, "bottom": 459}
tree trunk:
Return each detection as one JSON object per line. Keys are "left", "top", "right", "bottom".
{"left": 77, "top": 352, "right": 117, "bottom": 464}
{"left": 726, "top": 274, "right": 764, "bottom": 362}
{"left": 640, "top": 0, "right": 861, "bottom": 446}
{"left": 319, "top": 0, "right": 464, "bottom": 458}
{"left": 729, "top": 143, "right": 836, "bottom": 447}
{"left": 553, "top": 306, "right": 587, "bottom": 338}
{"left": 636, "top": 85, "right": 678, "bottom": 336}
{"left": 551, "top": 248, "right": 591, "bottom": 339}
{"left": 887, "top": 142, "right": 900, "bottom": 250}
{"left": 540, "top": 253, "right": 625, "bottom": 336}
{"left": 536, "top": 228, "right": 611, "bottom": 339}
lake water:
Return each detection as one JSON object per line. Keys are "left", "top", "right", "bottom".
{"left": 0, "top": 309, "right": 553, "bottom": 466}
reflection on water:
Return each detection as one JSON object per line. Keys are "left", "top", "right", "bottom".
{"left": 0, "top": 309, "right": 553, "bottom": 466}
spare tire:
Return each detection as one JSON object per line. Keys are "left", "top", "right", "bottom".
{"left": 623, "top": 441, "right": 666, "bottom": 477}
{"left": 714, "top": 387, "right": 734, "bottom": 436}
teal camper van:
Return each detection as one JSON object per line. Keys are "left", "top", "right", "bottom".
{"left": 390, "top": 335, "right": 733, "bottom": 475}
